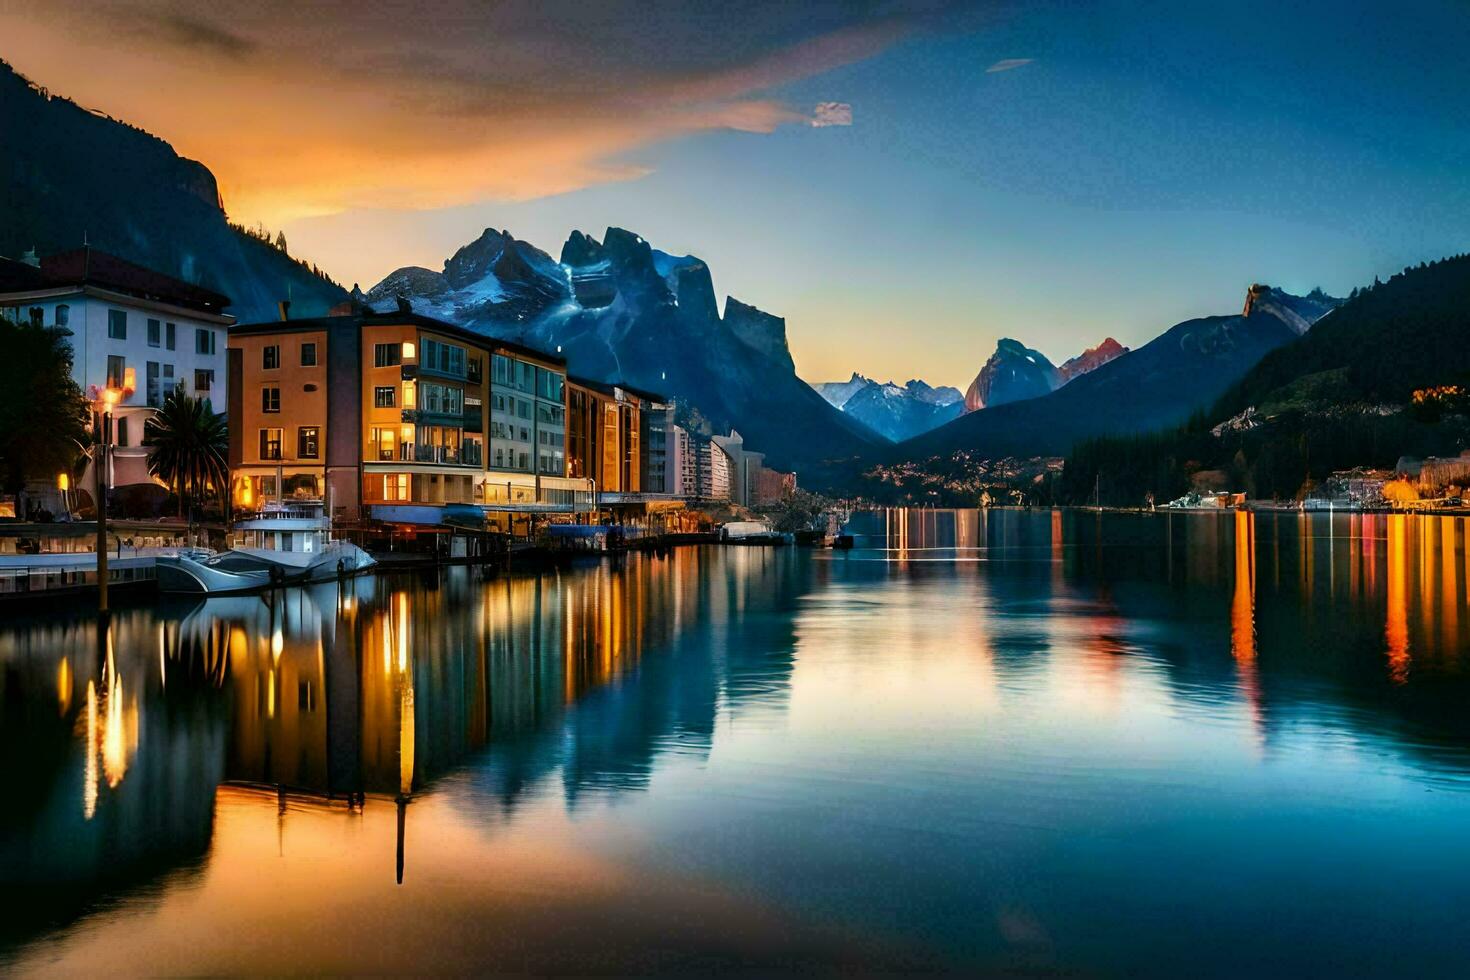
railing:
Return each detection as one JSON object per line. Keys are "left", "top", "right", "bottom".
{"left": 395, "top": 444, "right": 480, "bottom": 466}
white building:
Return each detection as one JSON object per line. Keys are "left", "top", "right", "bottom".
{"left": 0, "top": 248, "right": 234, "bottom": 492}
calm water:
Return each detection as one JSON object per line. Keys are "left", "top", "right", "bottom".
{"left": 4, "top": 509, "right": 1470, "bottom": 976}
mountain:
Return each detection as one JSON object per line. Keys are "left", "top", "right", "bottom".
{"left": 897, "top": 284, "right": 1342, "bottom": 463}
{"left": 963, "top": 339, "right": 1061, "bottom": 412}
{"left": 369, "top": 226, "right": 878, "bottom": 473}
{"left": 0, "top": 60, "right": 346, "bottom": 322}
{"left": 1060, "top": 259, "right": 1470, "bottom": 505}
{"left": 1058, "top": 337, "right": 1128, "bottom": 383}
{"left": 812, "top": 375, "right": 964, "bottom": 442}
{"left": 812, "top": 373, "right": 877, "bottom": 409}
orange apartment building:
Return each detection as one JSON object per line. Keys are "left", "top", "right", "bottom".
{"left": 227, "top": 308, "right": 588, "bottom": 529}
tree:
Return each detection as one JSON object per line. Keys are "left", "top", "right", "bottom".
{"left": 144, "top": 390, "right": 229, "bottom": 519}
{"left": 275, "top": 230, "right": 288, "bottom": 253}
{"left": 0, "top": 315, "right": 88, "bottom": 515}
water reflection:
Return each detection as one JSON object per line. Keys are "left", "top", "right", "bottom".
{"left": 4, "top": 517, "right": 1470, "bottom": 974}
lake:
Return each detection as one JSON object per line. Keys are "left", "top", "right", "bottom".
{"left": 3, "top": 509, "right": 1470, "bottom": 976}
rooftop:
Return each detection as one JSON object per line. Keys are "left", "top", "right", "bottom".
{"left": 232, "top": 309, "right": 566, "bottom": 366}
{"left": 0, "top": 246, "right": 232, "bottom": 315}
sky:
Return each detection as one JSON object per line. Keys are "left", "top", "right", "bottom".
{"left": 2, "top": 0, "right": 1469, "bottom": 388}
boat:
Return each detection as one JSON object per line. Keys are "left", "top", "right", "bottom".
{"left": 157, "top": 501, "right": 376, "bottom": 594}
{"left": 718, "top": 520, "right": 787, "bottom": 545}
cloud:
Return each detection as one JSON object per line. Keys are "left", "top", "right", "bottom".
{"left": 142, "top": 12, "right": 259, "bottom": 61}
{"left": 986, "top": 57, "right": 1033, "bottom": 73}
{"left": 811, "top": 102, "right": 853, "bottom": 127}
{"left": 2, "top": 1, "right": 987, "bottom": 222}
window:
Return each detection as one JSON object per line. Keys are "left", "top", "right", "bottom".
{"left": 382, "top": 473, "right": 410, "bottom": 501}
{"left": 146, "top": 361, "right": 161, "bottom": 407}
{"left": 374, "top": 343, "right": 401, "bottom": 367}
{"left": 374, "top": 386, "right": 397, "bottom": 408}
{"left": 165, "top": 322, "right": 176, "bottom": 350}
{"left": 262, "top": 387, "right": 281, "bottom": 413}
{"left": 107, "top": 309, "right": 127, "bottom": 340}
{"left": 262, "top": 344, "right": 279, "bottom": 369}
{"left": 402, "top": 380, "right": 416, "bottom": 410}
{"left": 467, "top": 356, "right": 483, "bottom": 383}
{"left": 163, "top": 363, "right": 175, "bottom": 395}
{"left": 493, "top": 354, "right": 511, "bottom": 385}
{"left": 106, "top": 355, "right": 126, "bottom": 390}
{"left": 259, "top": 428, "right": 283, "bottom": 460}
{"left": 55, "top": 305, "right": 69, "bottom": 328}
{"left": 369, "top": 426, "right": 397, "bottom": 461}
{"left": 196, "top": 328, "right": 217, "bottom": 356}
{"left": 194, "top": 369, "right": 214, "bottom": 393}
{"left": 115, "top": 417, "right": 129, "bottom": 448}
{"left": 300, "top": 342, "right": 317, "bottom": 367}
{"left": 147, "top": 318, "right": 161, "bottom": 348}
{"left": 297, "top": 426, "right": 320, "bottom": 459}
{"left": 537, "top": 367, "right": 564, "bottom": 402}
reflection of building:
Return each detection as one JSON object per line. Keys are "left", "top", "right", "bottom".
{"left": 0, "top": 247, "right": 233, "bottom": 498}
{"left": 228, "top": 306, "right": 584, "bottom": 527}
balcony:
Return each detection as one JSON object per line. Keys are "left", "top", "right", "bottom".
{"left": 463, "top": 405, "right": 483, "bottom": 433}
{"left": 397, "top": 443, "right": 480, "bottom": 466}
{"left": 401, "top": 407, "right": 468, "bottom": 428}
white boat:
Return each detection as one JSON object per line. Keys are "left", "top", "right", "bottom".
{"left": 718, "top": 520, "right": 786, "bottom": 545}
{"left": 157, "top": 502, "right": 376, "bottom": 594}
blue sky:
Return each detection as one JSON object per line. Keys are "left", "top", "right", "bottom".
{"left": 7, "top": 0, "right": 1468, "bottom": 388}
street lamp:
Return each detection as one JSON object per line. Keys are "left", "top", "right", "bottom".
{"left": 87, "top": 379, "right": 131, "bottom": 617}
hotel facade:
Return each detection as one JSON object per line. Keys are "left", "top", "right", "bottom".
{"left": 0, "top": 247, "right": 233, "bottom": 492}
{"left": 228, "top": 308, "right": 592, "bottom": 530}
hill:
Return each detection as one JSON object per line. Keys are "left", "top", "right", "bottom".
{"left": 0, "top": 60, "right": 345, "bottom": 321}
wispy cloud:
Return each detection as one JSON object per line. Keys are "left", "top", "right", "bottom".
{"left": 3, "top": 1, "right": 987, "bottom": 221}
{"left": 811, "top": 102, "right": 853, "bottom": 127}
{"left": 986, "top": 57, "right": 1033, "bottom": 73}
{"left": 142, "top": 11, "right": 259, "bottom": 61}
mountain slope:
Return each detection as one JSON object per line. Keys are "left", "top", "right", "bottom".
{"left": 370, "top": 226, "right": 877, "bottom": 473}
{"left": 1216, "top": 264, "right": 1470, "bottom": 415}
{"left": 898, "top": 286, "right": 1341, "bottom": 462}
{"left": 963, "top": 339, "right": 1060, "bottom": 412}
{"left": 1059, "top": 258, "right": 1470, "bottom": 505}
{"left": 0, "top": 61, "right": 346, "bottom": 322}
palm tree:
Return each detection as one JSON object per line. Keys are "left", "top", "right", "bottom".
{"left": 144, "top": 389, "right": 229, "bottom": 520}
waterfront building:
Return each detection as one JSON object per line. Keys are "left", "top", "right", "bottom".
{"left": 699, "top": 438, "right": 734, "bottom": 502}
{"left": 639, "top": 397, "right": 675, "bottom": 495}
{"left": 566, "top": 377, "right": 645, "bottom": 495}
{"left": 0, "top": 247, "right": 233, "bottom": 493}
{"left": 227, "top": 306, "right": 585, "bottom": 530}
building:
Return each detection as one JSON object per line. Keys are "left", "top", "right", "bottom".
{"left": 753, "top": 466, "right": 796, "bottom": 504}
{"left": 566, "top": 377, "right": 645, "bottom": 495}
{"left": 638, "top": 397, "right": 675, "bottom": 495}
{"left": 0, "top": 247, "right": 233, "bottom": 492}
{"left": 711, "top": 429, "right": 779, "bottom": 507}
{"left": 698, "top": 438, "right": 733, "bottom": 502}
{"left": 227, "top": 306, "right": 585, "bottom": 531}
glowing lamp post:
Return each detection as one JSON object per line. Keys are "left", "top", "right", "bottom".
{"left": 87, "top": 378, "right": 132, "bottom": 616}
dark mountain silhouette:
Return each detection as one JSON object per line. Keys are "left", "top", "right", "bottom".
{"left": 0, "top": 60, "right": 346, "bottom": 321}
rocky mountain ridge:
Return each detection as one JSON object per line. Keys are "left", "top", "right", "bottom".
{"left": 369, "top": 226, "right": 876, "bottom": 473}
